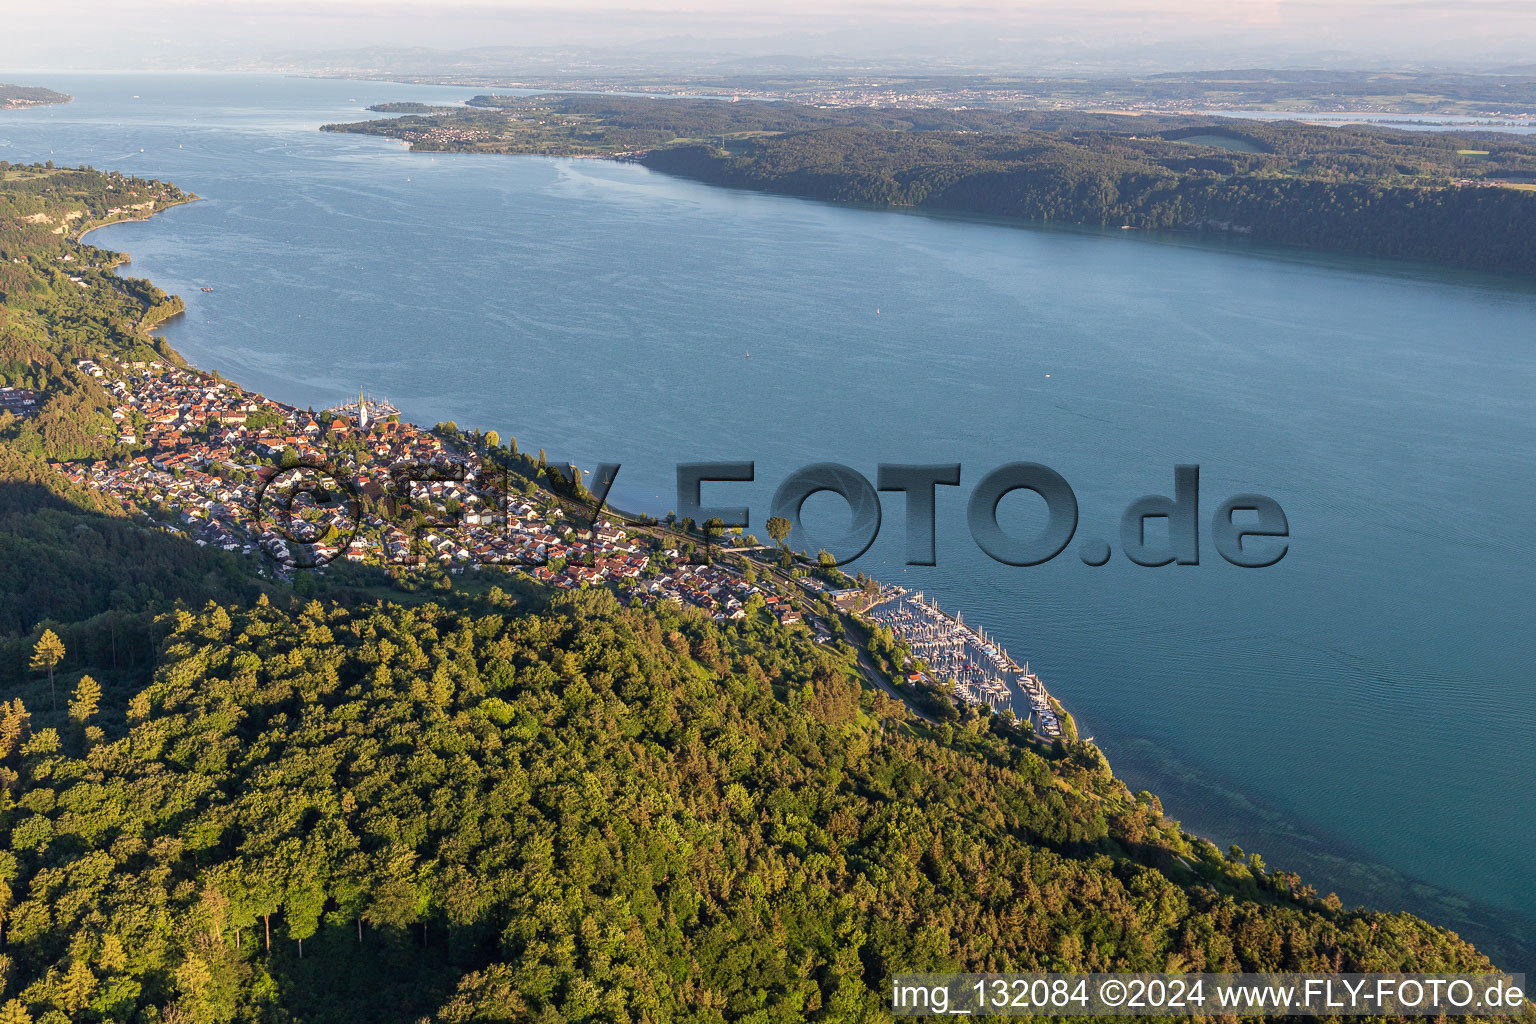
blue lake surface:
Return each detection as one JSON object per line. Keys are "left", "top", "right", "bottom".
{"left": 5, "top": 72, "right": 1535, "bottom": 965}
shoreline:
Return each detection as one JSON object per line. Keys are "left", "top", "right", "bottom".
{"left": 74, "top": 179, "right": 1530, "bottom": 973}
{"left": 0, "top": 93, "right": 72, "bottom": 112}
{"left": 308, "top": 73, "right": 1536, "bottom": 124}
{"left": 334, "top": 134, "right": 1536, "bottom": 290}
{"left": 76, "top": 193, "right": 201, "bottom": 245}
{"left": 1085, "top": 710, "right": 1536, "bottom": 973}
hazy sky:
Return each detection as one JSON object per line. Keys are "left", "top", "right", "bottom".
{"left": 3, "top": 0, "right": 1534, "bottom": 72}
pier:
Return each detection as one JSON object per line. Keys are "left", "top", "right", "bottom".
{"left": 326, "top": 389, "right": 401, "bottom": 429}
{"left": 866, "top": 588, "right": 1064, "bottom": 738}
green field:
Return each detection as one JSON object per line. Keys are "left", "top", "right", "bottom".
{"left": 0, "top": 166, "right": 65, "bottom": 182}
{"left": 1171, "top": 133, "right": 1264, "bottom": 152}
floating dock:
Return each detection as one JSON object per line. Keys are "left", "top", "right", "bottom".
{"left": 867, "top": 588, "right": 1063, "bottom": 737}
{"left": 326, "top": 390, "right": 401, "bottom": 428}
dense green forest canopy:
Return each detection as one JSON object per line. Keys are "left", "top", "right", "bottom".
{"left": 323, "top": 94, "right": 1536, "bottom": 275}
{"left": 0, "top": 590, "right": 1507, "bottom": 1023}
{"left": 642, "top": 128, "right": 1536, "bottom": 275}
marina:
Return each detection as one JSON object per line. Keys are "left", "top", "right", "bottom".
{"left": 326, "top": 390, "right": 401, "bottom": 429}
{"left": 866, "top": 588, "right": 1064, "bottom": 738}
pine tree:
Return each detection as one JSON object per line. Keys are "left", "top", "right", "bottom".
{"left": 60, "top": 960, "right": 96, "bottom": 1015}
{"left": 69, "top": 674, "right": 101, "bottom": 724}
{"left": 0, "top": 699, "right": 29, "bottom": 759}
{"left": 29, "top": 629, "right": 64, "bottom": 714}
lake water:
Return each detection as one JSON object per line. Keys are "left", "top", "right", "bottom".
{"left": 6, "top": 73, "right": 1535, "bottom": 967}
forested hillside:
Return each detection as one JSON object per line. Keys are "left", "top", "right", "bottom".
{"left": 324, "top": 94, "right": 1536, "bottom": 275}
{"left": 643, "top": 129, "right": 1536, "bottom": 274}
{"left": 0, "top": 591, "right": 1500, "bottom": 1023}
{"left": 0, "top": 87, "right": 71, "bottom": 111}
{"left": 0, "top": 167, "right": 272, "bottom": 663}
{"left": 0, "top": 165, "right": 431, "bottom": 701}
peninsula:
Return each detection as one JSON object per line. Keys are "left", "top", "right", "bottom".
{"left": 0, "top": 83, "right": 71, "bottom": 110}
{"left": 323, "top": 92, "right": 1536, "bottom": 276}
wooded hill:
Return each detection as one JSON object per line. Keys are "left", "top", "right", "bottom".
{"left": 324, "top": 94, "right": 1536, "bottom": 275}
{"left": 0, "top": 590, "right": 1506, "bottom": 1023}
{"left": 0, "top": 86, "right": 71, "bottom": 111}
